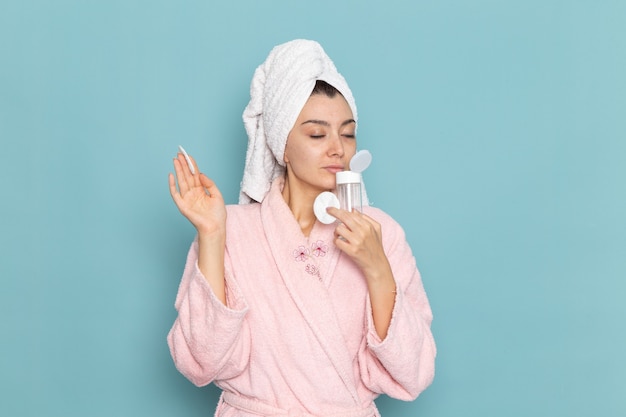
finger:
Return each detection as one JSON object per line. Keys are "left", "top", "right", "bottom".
{"left": 358, "top": 213, "right": 383, "bottom": 236}
{"left": 333, "top": 228, "right": 358, "bottom": 257}
{"left": 181, "top": 152, "right": 204, "bottom": 189}
{"left": 168, "top": 172, "right": 178, "bottom": 196}
{"left": 326, "top": 207, "right": 352, "bottom": 224}
{"left": 198, "top": 174, "right": 223, "bottom": 200}
{"left": 173, "top": 157, "right": 191, "bottom": 195}
{"left": 178, "top": 145, "right": 196, "bottom": 174}
{"left": 177, "top": 152, "right": 203, "bottom": 191}
{"left": 334, "top": 234, "right": 350, "bottom": 250}
{"left": 328, "top": 207, "right": 365, "bottom": 232}
{"left": 176, "top": 153, "right": 193, "bottom": 179}
{"left": 168, "top": 172, "right": 184, "bottom": 207}
{"left": 334, "top": 222, "right": 354, "bottom": 243}
{"left": 357, "top": 212, "right": 378, "bottom": 226}
{"left": 186, "top": 153, "right": 201, "bottom": 178}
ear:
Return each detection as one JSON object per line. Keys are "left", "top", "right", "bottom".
{"left": 283, "top": 139, "right": 290, "bottom": 164}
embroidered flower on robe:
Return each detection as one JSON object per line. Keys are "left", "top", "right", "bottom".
{"left": 311, "top": 240, "right": 328, "bottom": 257}
{"left": 293, "top": 241, "right": 326, "bottom": 281}
{"left": 293, "top": 246, "right": 310, "bottom": 262}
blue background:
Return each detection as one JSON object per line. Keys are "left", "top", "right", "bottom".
{"left": 1, "top": 1, "right": 625, "bottom": 416}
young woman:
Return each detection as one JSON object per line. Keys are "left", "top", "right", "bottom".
{"left": 167, "top": 39, "right": 435, "bottom": 417}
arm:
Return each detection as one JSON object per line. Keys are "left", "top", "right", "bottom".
{"left": 328, "top": 207, "right": 436, "bottom": 400}
{"left": 169, "top": 152, "right": 227, "bottom": 304}
{"left": 362, "top": 217, "right": 435, "bottom": 400}
{"left": 167, "top": 152, "right": 250, "bottom": 385}
{"left": 360, "top": 261, "right": 435, "bottom": 400}
{"left": 167, "top": 240, "right": 250, "bottom": 386}
{"left": 326, "top": 207, "right": 397, "bottom": 339}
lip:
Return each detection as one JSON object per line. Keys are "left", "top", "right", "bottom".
{"left": 324, "top": 165, "right": 345, "bottom": 174}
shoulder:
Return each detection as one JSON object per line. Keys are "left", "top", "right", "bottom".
{"left": 362, "top": 207, "right": 420, "bottom": 282}
{"left": 362, "top": 206, "right": 409, "bottom": 247}
{"left": 226, "top": 202, "right": 261, "bottom": 215}
{"left": 224, "top": 203, "right": 264, "bottom": 250}
{"left": 226, "top": 203, "right": 261, "bottom": 214}
{"left": 363, "top": 206, "right": 403, "bottom": 231}
{"left": 226, "top": 202, "right": 262, "bottom": 225}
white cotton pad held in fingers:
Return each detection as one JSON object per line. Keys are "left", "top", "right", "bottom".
{"left": 314, "top": 191, "right": 340, "bottom": 224}
{"left": 178, "top": 145, "right": 195, "bottom": 174}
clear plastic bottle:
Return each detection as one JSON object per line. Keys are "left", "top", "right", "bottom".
{"left": 336, "top": 171, "right": 362, "bottom": 212}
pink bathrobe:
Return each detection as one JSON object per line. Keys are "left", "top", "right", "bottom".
{"left": 168, "top": 179, "right": 436, "bottom": 417}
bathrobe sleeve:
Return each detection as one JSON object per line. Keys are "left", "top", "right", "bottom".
{"left": 167, "top": 238, "right": 251, "bottom": 387}
{"left": 358, "top": 209, "right": 436, "bottom": 400}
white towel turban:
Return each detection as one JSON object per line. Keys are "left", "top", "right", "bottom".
{"left": 239, "top": 39, "right": 358, "bottom": 204}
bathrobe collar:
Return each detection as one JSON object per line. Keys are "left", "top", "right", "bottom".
{"left": 260, "top": 178, "right": 361, "bottom": 404}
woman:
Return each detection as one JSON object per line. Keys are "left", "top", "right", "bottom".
{"left": 167, "top": 39, "right": 435, "bottom": 417}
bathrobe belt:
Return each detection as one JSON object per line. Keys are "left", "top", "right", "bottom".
{"left": 222, "top": 392, "right": 378, "bottom": 417}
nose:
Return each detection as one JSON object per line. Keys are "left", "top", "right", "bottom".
{"left": 328, "top": 132, "right": 345, "bottom": 158}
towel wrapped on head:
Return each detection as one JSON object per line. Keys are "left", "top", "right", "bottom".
{"left": 240, "top": 39, "right": 358, "bottom": 204}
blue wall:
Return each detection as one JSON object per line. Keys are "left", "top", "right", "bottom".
{"left": 1, "top": 1, "right": 625, "bottom": 416}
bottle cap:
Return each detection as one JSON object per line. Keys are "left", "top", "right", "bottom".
{"left": 349, "top": 150, "right": 372, "bottom": 173}
{"left": 336, "top": 170, "right": 361, "bottom": 185}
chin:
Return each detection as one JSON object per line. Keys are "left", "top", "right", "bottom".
{"left": 320, "top": 182, "right": 337, "bottom": 192}
{"left": 298, "top": 174, "right": 336, "bottom": 194}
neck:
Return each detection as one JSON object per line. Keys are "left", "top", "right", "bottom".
{"left": 281, "top": 176, "right": 319, "bottom": 237}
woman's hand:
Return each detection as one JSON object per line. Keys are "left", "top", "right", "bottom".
{"left": 326, "top": 207, "right": 393, "bottom": 281}
{"left": 169, "top": 152, "right": 226, "bottom": 237}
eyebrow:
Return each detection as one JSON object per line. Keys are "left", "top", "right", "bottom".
{"left": 301, "top": 119, "right": 356, "bottom": 127}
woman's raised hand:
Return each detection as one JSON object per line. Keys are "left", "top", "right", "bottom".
{"left": 169, "top": 152, "right": 226, "bottom": 237}
{"left": 325, "top": 207, "right": 394, "bottom": 283}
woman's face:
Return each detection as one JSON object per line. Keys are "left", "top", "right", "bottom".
{"left": 283, "top": 93, "right": 356, "bottom": 195}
